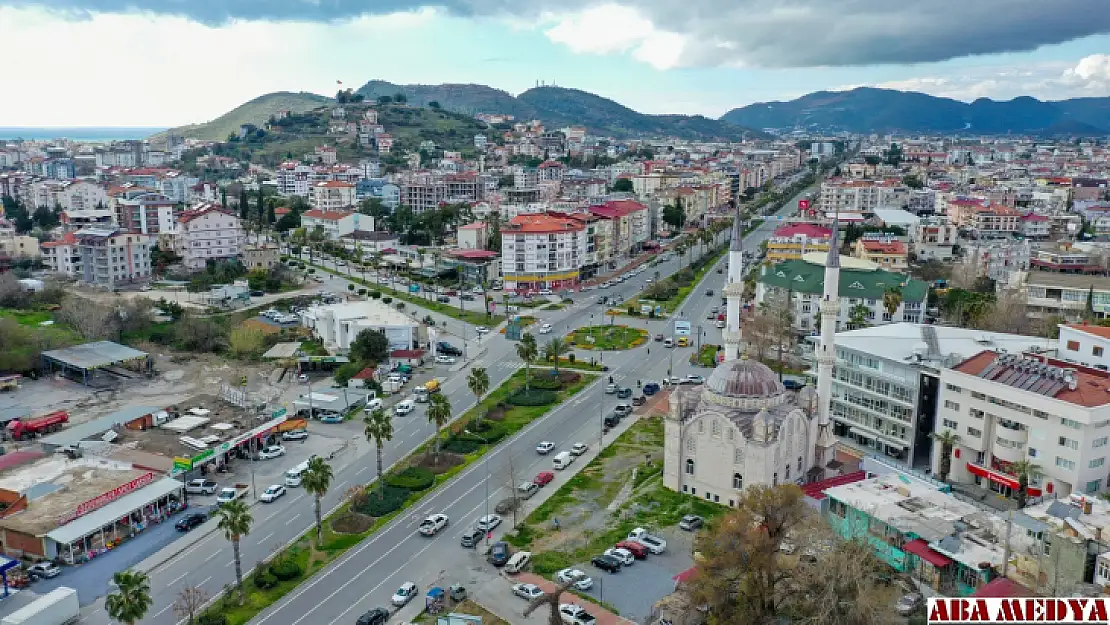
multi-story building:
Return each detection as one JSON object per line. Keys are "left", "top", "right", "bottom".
{"left": 501, "top": 213, "right": 586, "bottom": 292}
{"left": 756, "top": 254, "right": 927, "bottom": 332}
{"left": 301, "top": 209, "right": 374, "bottom": 240}
{"left": 1058, "top": 323, "right": 1110, "bottom": 371}
{"left": 765, "top": 223, "right": 831, "bottom": 263}
{"left": 42, "top": 158, "right": 75, "bottom": 180}
{"left": 963, "top": 239, "right": 1031, "bottom": 285}
{"left": 56, "top": 180, "right": 109, "bottom": 212}
{"left": 74, "top": 226, "right": 152, "bottom": 287}
{"left": 1030, "top": 242, "right": 1103, "bottom": 274}
{"left": 911, "top": 217, "right": 958, "bottom": 262}
{"left": 1024, "top": 272, "right": 1110, "bottom": 320}
{"left": 852, "top": 235, "right": 908, "bottom": 272}
{"left": 1021, "top": 213, "right": 1051, "bottom": 239}
{"left": 587, "top": 200, "right": 650, "bottom": 259}
{"left": 936, "top": 351, "right": 1110, "bottom": 499}
{"left": 242, "top": 243, "right": 280, "bottom": 271}
{"left": 275, "top": 162, "right": 313, "bottom": 197}
{"left": 354, "top": 179, "right": 400, "bottom": 209}
{"left": 110, "top": 188, "right": 178, "bottom": 235}
{"left": 0, "top": 232, "right": 39, "bottom": 259}
{"left": 60, "top": 208, "right": 116, "bottom": 232}
{"left": 401, "top": 172, "right": 485, "bottom": 213}
{"left": 817, "top": 179, "right": 910, "bottom": 213}
{"left": 169, "top": 204, "right": 245, "bottom": 270}
{"left": 309, "top": 181, "right": 356, "bottom": 211}
{"left": 40, "top": 232, "right": 80, "bottom": 276}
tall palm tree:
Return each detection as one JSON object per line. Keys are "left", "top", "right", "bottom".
{"left": 516, "top": 333, "right": 538, "bottom": 391}
{"left": 363, "top": 408, "right": 394, "bottom": 498}
{"left": 883, "top": 287, "right": 903, "bottom": 320}
{"left": 426, "top": 393, "right": 452, "bottom": 465}
{"left": 931, "top": 430, "right": 961, "bottom": 483}
{"left": 467, "top": 367, "right": 490, "bottom": 426}
{"left": 524, "top": 574, "right": 584, "bottom": 625}
{"left": 105, "top": 570, "right": 152, "bottom": 625}
{"left": 543, "top": 337, "right": 568, "bottom": 375}
{"left": 302, "top": 456, "right": 333, "bottom": 544}
{"left": 215, "top": 500, "right": 253, "bottom": 605}
{"left": 1010, "top": 459, "right": 1042, "bottom": 509}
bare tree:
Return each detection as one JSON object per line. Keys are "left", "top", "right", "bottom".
{"left": 524, "top": 575, "right": 584, "bottom": 625}
{"left": 949, "top": 254, "right": 982, "bottom": 290}
{"left": 172, "top": 584, "right": 209, "bottom": 625}
{"left": 56, "top": 297, "right": 117, "bottom": 340}
{"left": 503, "top": 453, "right": 521, "bottom": 529}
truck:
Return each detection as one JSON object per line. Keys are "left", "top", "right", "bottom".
{"left": 7, "top": 411, "right": 69, "bottom": 441}
{"left": 2, "top": 586, "right": 80, "bottom": 625}
{"left": 216, "top": 483, "right": 250, "bottom": 505}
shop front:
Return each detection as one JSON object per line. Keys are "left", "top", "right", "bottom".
{"left": 172, "top": 411, "right": 288, "bottom": 490}
{"left": 45, "top": 476, "right": 184, "bottom": 564}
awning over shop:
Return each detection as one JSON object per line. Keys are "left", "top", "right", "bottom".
{"left": 903, "top": 538, "right": 953, "bottom": 568}
{"left": 965, "top": 463, "right": 1042, "bottom": 496}
{"left": 46, "top": 478, "right": 182, "bottom": 546}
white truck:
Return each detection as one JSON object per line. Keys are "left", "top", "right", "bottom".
{"left": 2, "top": 587, "right": 80, "bottom": 625}
{"left": 216, "top": 483, "right": 250, "bottom": 505}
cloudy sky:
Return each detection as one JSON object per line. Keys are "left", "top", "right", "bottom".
{"left": 3, "top": 0, "right": 1110, "bottom": 127}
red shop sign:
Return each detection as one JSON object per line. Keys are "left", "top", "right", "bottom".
{"left": 56, "top": 472, "right": 156, "bottom": 526}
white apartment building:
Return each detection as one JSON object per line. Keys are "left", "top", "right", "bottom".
{"left": 300, "top": 301, "right": 418, "bottom": 352}
{"left": 301, "top": 210, "right": 374, "bottom": 240}
{"left": 73, "top": 226, "right": 152, "bottom": 287}
{"left": 963, "top": 239, "right": 1031, "bottom": 286}
{"left": 936, "top": 351, "right": 1110, "bottom": 499}
{"left": 170, "top": 205, "right": 245, "bottom": 270}
{"left": 911, "top": 217, "right": 959, "bottom": 262}
{"left": 1059, "top": 323, "right": 1110, "bottom": 371}
{"left": 310, "top": 181, "right": 356, "bottom": 211}
{"left": 501, "top": 213, "right": 586, "bottom": 292}
{"left": 818, "top": 180, "right": 910, "bottom": 213}
{"left": 56, "top": 180, "right": 109, "bottom": 212}
{"left": 40, "top": 232, "right": 80, "bottom": 276}
{"left": 275, "top": 162, "right": 313, "bottom": 197}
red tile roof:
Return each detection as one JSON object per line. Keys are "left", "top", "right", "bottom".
{"left": 858, "top": 239, "right": 906, "bottom": 254}
{"left": 902, "top": 538, "right": 953, "bottom": 568}
{"left": 955, "top": 350, "right": 1110, "bottom": 408}
{"left": 1067, "top": 323, "right": 1110, "bottom": 340}
{"left": 0, "top": 450, "right": 44, "bottom": 473}
{"left": 506, "top": 213, "right": 584, "bottom": 234}
{"left": 303, "top": 209, "right": 353, "bottom": 221}
{"left": 971, "top": 577, "right": 1031, "bottom": 598}
{"left": 390, "top": 349, "right": 425, "bottom": 358}
{"left": 178, "top": 204, "right": 232, "bottom": 224}
{"left": 773, "top": 223, "right": 831, "bottom": 239}
{"left": 801, "top": 470, "right": 867, "bottom": 501}
{"left": 41, "top": 232, "right": 77, "bottom": 248}
{"left": 351, "top": 367, "right": 376, "bottom": 380}
{"left": 274, "top": 207, "right": 291, "bottom": 216}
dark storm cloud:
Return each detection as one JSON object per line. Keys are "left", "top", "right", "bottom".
{"left": 6, "top": 0, "right": 1110, "bottom": 68}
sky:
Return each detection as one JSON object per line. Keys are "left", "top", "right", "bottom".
{"left": 2, "top": 0, "right": 1110, "bottom": 127}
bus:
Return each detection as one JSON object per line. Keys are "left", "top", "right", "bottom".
{"left": 674, "top": 320, "right": 692, "bottom": 336}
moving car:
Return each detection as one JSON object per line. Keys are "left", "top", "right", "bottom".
{"left": 706, "top": 289, "right": 714, "bottom": 296}
{"left": 643, "top": 382, "right": 661, "bottom": 395}
{"left": 632, "top": 395, "right": 647, "bottom": 406}
{"left": 476, "top": 514, "right": 502, "bottom": 532}
{"left": 615, "top": 540, "right": 649, "bottom": 558}
{"left": 533, "top": 471, "right": 555, "bottom": 487}
{"left": 260, "top": 484, "right": 286, "bottom": 503}
{"left": 570, "top": 442, "right": 588, "bottom": 456}
{"left": 684, "top": 374, "right": 705, "bottom": 385}
{"left": 257, "top": 445, "right": 286, "bottom": 460}
{"left": 654, "top": 333, "right": 665, "bottom": 341}
{"left": 435, "top": 355, "right": 457, "bottom": 364}
{"left": 437, "top": 342, "right": 463, "bottom": 356}
{"left": 395, "top": 400, "right": 415, "bottom": 415}
{"left": 627, "top": 527, "right": 667, "bottom": 554}
{"left": 616, "top": 387, "right": 632, "bottom": 398}
{"left": 539, "top": 323, "right": 553, "bottom": 334}
{"left": 591, "top": 554, "right": 622, "bottom": 573}
{"left": 185, "top": 479, "right": 219, "bottom": 495}
{"left": 175, "top": 513, "right": 207, "bottom": 531}
{"left": 460, "top": 526, "right": 485, "bottom": 548}
{"left": 536, "top": 441, "right": 556, "bottom": 454}
{"left": 488, "top": 541, "right": 512, "bottom": 566}
{"left": 663, "top": 338, "right": 674, "bottom": 348}
{"left": 614, "top": 403, "right": 633, "bottom": 416}
{"left": 679, "top": 514, "right": 704, "bottom": 531}
{"left": 418, "top": 513, "right": 449, "bottom": 536}
{"left": 605, "top": 383, "right": 618, "bottom": 394}
{"left": 356, "top": 607, "right": 390, "bottom": 625}
{"left": 475, "top": 326, "right": 490, "bottom": 334}
{"left": 319, "top": 413, "right": 343, "bottom": 424}
{"left": 603, "top": 547, "right": 635, "bottom": 566}
{"left": 392, "top": 581, "right": 418, "bottom": 606}
{"left": 512, "top": 583, "right": 544, "bottom": 601}
{"left": 555, "top": 568, "right": 593, "bottom": 591}
{"left": 282, "top": 430, "right": 309, "bottom": 442}
{"left": 783, "top": 379, "right": 807, "bottom": 390}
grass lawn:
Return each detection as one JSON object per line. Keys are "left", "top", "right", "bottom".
{"left": 205, "top": 368, "right": 597, "bottom": 625}
{"left": 694, "top": 344, "right": 721, "bottom": 367}
{"left": 0, "top": 308, "right": 52, "bottom": 326}
{"left": 567, "top": 325, "right": 648, "bottom": 350}
{"left": 534, "top": 358, "right": 607, "bottom": 372}
{"left": 412, "top": 600, "right": 509, "bottom": 625}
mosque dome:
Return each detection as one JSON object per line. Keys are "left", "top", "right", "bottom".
{"left": 705, "top": 357, "right": 785, "bottom": 398}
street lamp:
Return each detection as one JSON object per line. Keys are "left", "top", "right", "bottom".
{"left": 465, "top": 429, "right": 491, "bottom": 545}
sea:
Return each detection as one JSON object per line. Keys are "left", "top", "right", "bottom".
{"left": 0, "top": 127, "right": 169, "bottom": 142}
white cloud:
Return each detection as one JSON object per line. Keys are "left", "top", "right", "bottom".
{"left": 541, "top": 4, "right": 685, "bottom": 70}
{"left": 1061, "top": 53, "right": 1110, "bottom": 91}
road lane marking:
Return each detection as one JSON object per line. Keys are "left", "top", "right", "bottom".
{"left": 259, "top": 532, "right": 275, "bottom": 545}
{"left": 199, "top": 576, "right": 212, "bottom": 587}
{"left": 335, "top": 480, "right": 347, "bottom": 490}
{"left": 204, "top": 552, "right": 219, "bottom": 563}
{"left": 168, "top": 571, "right": 188, "bottom": 587}
{"left": 153, "top": 605, "right": 173, "bottom": 618}
{"left": 357, "top": 466, "right": 369, "bottom": 475}
{"left": 286, "top": 513, "right": 301, "bottom": 526}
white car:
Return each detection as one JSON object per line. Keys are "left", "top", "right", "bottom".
{"left": 387, "top": 374, "right": 403, "bottom": 384}
{"left": 418, "top": 513, "right": 449, "bottom": 536}
{"left": 627, "top": 528, "right": 667, "bottom": 554}
{"left": 472, "top": 286, "right": 485, "bottom": 294}
{"left": 395, "top": 400, "right": 415, "bottom": 416}
{"left": 257, "top": 445, "right": 286, "bottom": 460}
{"left": 282, "top": 430, "right": 309, "bottom": 441}
{"left": 559, "top": 604, "right": 597, "bottom": 625}
{"left": 555, "top": 568, "right": 593, "bottom": 591}
{"left": 570, "top": 442, "right": 588, "bottom": 456}
{"left": 512, "top": 583, "right": 544, "bottom": 601}
{"left": 435, "top": 355, "right": 457, "bottom": 364}
{"left": 538, "top": 323, "right": 553, "bottom": 334}
{"left": 538, "top": 289, "right": 553, "bottom": 295}
{"left": 365, "top": 398, "right": 383, "bottom": 411}
{"left": 391, "top": 581, "right": 418, "bottom": 606}
{"left": 297, "top": 373, "right": 309, "bottom": 382}
{"left": 536, "top": 441, "right": 556, "bottom": 455}
{"left": 603, "top": 547, "right": 635, "bottom": 566}
{"left": 684, "top": 374, "right": 705, "bottom": 385}
{"left": 475, "top": 514, "right": 502, "bottom": 532}
{"left": 259, "top": 484, "right": 286, "bottom": 503}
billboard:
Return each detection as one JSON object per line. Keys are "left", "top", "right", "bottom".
{"left": 798, "top": 199, "right": 811, "bottom": 211}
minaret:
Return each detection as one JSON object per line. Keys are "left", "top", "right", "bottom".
{"left": 814, "top": 214, "right": 840, "bottom": 477}
{"left": 722, "top": 206, "right": 745, "bottom": 361}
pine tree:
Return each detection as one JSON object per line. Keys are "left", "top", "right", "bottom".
{"left": 238, "top": 189, "right": 249, "bottom": 221}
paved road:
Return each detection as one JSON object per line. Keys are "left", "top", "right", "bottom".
{"left": 75, "top": 186, "right": 807, "bottom": 625}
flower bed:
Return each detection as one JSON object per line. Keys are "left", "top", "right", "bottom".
{"left": 567, "top": 325, "right": 649, "bottom": 350}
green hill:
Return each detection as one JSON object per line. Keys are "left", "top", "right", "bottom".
{"left": 153, "top": 91, "right": 333, "bottom": 141}
{"left": 357, "top": 80, "right": 536, "bottom": 119}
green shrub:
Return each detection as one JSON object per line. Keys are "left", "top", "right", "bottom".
{"left": 353, "top": 485, "right": 409, "bottom": 516}
{"left": 568, "top": 353, "right": 575, "bottom": 363}
{"left": 530, "top": 376, "right": 562, "bottom": 391}
{"left": 626, "top": 306, "right": 636, "bottom": 315}
{"left": 385, "top": 466, "right": 435, "bottom": 491}
{"left": 442, "top": 437, "right": 481, "bottom": 454}
{"left": 466, "top": 420, "right": 508, "bottom": 443}
{"left": 197, "top": 614, "right": 228, "bottom": 625}
{"left": 357, "top": 288, "right": 367, "bottom": 296}
{"left": 508, "top": 389, "right": 556, "bottom": 406}
{"left": 252, "top": 562, "right": 278, "bottom": 589}
{"left": 371, "top": 291, "right": 382, "bottom": 299}
{"left": 268, "top": 555, "right": 303, "bottom": 581}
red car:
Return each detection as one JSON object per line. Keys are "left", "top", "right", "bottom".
{"left": 533, "top": 471, "right": 555, "bottom": 487}
{"left": 615, "top": 540, "right": 649, "bottom": 559}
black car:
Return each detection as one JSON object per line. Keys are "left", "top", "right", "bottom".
{"left": 249, "top": 290, "right": 265, "bottom": 297}
{"left": 591, "top": 554, "right": 622, "bottom": 573}
{"left": 616, "top": 387, "right": 632, "bottom": 399}
{"left": 488, "top": 541, "right": 511, "bottom": 566}
{"left": 783, "top": 379, "right": 807, "bottom": 390}
{"left": 460, "top": 526, "right": 485, "bottom": 548}
{"left": 603, "top": 413, "right": 621, "bottom": 428}
{"left": 175, "top": 513, "right": 207, "bottom": 531}
{"left": 706, "top": 289, "right": 714, "bottom": 296}
{"left": 437, "top": 295, "right": 451, "bottom": 303}
{"left": 437, "top": 342, "right": 463, "bottom": 356}
{"left": 356, "top": 607, "right": 390, "bottom": 625}
{"left": 460, "top": 293, "right": 476, "bottom": 301}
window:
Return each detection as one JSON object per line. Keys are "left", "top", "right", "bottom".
{"left": 686, "top": 437, "right": 695, "bottom": 453}
{"left": 773, "top": 472, "right": 778, "bottom": 486}
{"left": 798, "top": 456, "right": 803, "bottom": 471}
{"left": 685, "top": 459, "right": 695, "bottom": 475}
{"left": 1059, "top": 437, "right": 1080, "bottom": 450}
{"left": 1067, "top": 340, "right": 1080, "bottom": 351}
{"left": 727, "top": 428, "right": 734, "bottom": 441}
{"left": 1056, "top": 457, "right": 1077, "bottom": 471}
{"left": 1096, "top": 346, "right": 1105, "bottom": 357}
{"left": 734, "top": 449, "right": 743, "bottom": 464}
{"left": 733, "top": 473, "right": 743, "bottom": 489}
{"left": 1088, "top": 480, "right": 1102, "bottom": 494}
{"left": 946, "top": 384, "right": 962, "bottom": 393}
{"left": 943, "top": 419, "right": 959, "bottom": 430}
{"left": 785, "top": 465, "right": 791, "bottom": 480}
{"left": 1099, "top": 560, "right": 1110, "bottom": 582}
{"left": 967, "top": 427, "right": 982, "bottom": 437}
{"left": 698, "top": 420, "right": 704, "bottom": 433}
{"left": 1095, "top": 437, "right": 1108, "bottom": 448}
{"left": 944, "top": 400, "right": 960, "bottom": 412}
{"left": 1091, "top": 458, "right": 1106, "bottom": 469}
{"left": 711, "top": 419, "right": 721, "bottom": 438}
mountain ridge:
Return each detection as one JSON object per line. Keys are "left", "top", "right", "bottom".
{"left": 153, "top": 91, "right": 333, "bottom": 141}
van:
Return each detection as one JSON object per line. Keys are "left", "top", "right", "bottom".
{"left": 395, "top": 400, "right": 415, "bottom": 415}
{"left": 677, "top": 337, "right": 690, "bottom": 347}
{"left": 552, "top": 451, "right": 574, "bottom": 470}
{"left": 285, "top": 460, "right": 311, "bottom": 487}
{"left": 663, "top": 338, "right": 675, "bottom": 348}
{"left": 504, "top": 550, "right": 532, "bottom": 574}
{"left": 414, "top": 387, "right": 429, "bottom": 402}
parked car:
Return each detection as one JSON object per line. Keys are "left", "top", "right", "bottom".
{"left": 590, "top": 554, "right": 622, "bottom": 573}
{"left": 391, "top": 581, "right": 418, "bottom": 607}
{"left": 603, "top": 547, "right": 635, "bottom": 566}
{"left": 614, "top": 403, "right": 633, "bottom": 416}
{"left": 643, "top": 382, "right": 660, "bottom": 395}
{"left": 356, "top": 607, "right": 390, "bottom": 625}
{"left": 435, "top": 355, "right": 457, "bottom": 364}
{"left": 632, "top": 395, "right": 647, "bottom": 406}
{"left": 319, "top": 413, "right": 343, "bottom": 424}
{"left": 257, "top": 445, "right": 286, "bottom": 460}
{"left": 679, "top": 514, "right": 704, "bottom": 531}
{"left": 556, "top": 568, "right": 593, "bottom": 591}
{"left": 783, "top": 379, "right": 807, "bottom": 390}
{"left": 570, "top": 442, "right": 588, "bottom": 456}
{"left": 418, "top": 513, "right": 449, "bottom": 536}
{"left": 559, "top": 604, "right": 597, "bottom": 625}
{"left": 896, "top": 593, "right": 924, "bottom": 616}
{"left": 603, "top": 413, "right": 621, "bottom": 428}
{"left": 27, "top": 562, "right": 60, "bottom": 580}
{"left": 488, "top": 541, "right": 512, "bottom": 566}
{"left": 476, "top": 514, "right": 502, "bottom": 532}
{"left": 683, "top": 375, "right": 705, "bottom": 385}
{"left": 518, "top": 481, "right": 539, "bottom": 499}
{"left": 260, "top": 484, "right": 286, "bottom": 503}
{"left": 175, "top": 512, "right": 208, "bottom": 531}
{"left": 627, "top": 527, "right": 667, "bottom": 554}
{"left": 512, "top": 583, "right": 544, "bottom": 601}
{"left": 536, "top": 441, "right": 556, "bottom": 454}
{"left": 460, "top": 526, "right": 485, "bottom": 548}
{"left": 533, "top": 471, "right": 555, "bottom": 487}
{"left": 615, "top": 540, "right": 649, "bottom": 559}
{"left": 282, "top": 430, "right": 309, "bottom": 441}
{"left": 185, "top": 479, "right": 218, "bottom": 495}
{"left": 437, "top": 295, "right": 451, "bottom": 303}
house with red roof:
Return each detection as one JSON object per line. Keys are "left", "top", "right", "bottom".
{"left": 302, "top": 208, "right": 373, "bottom": 241}
{"left": 766, "top": 223, "right": 832, "bottom": 262}
{"left": 588, "top": 199, "right": 649, "bottom": 259}
{"left": 40, "top": 232, "right": 80, "bottom": 276}
{"left": 501, "top": 213, "right": 586, "bottom": 292}
{"left": 168, "top": 203, "right": 244, "bottom": 270}
{"left": 852, "top": 235, "right": 908, "bottom": 271}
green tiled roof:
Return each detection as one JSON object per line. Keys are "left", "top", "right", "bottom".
{"left": 758, "top": 259, "right": 927, "bottom": 302}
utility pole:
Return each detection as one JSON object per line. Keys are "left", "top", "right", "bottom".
{"left": 1001, "top": 508, "right": 1013, "bottom": 576}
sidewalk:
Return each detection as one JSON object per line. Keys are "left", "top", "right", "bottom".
{"left": 513, "top": 572, "right": 635, "bottom": 625}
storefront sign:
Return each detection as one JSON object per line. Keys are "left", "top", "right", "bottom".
{"left": 271, "top": 407, "right": 287, "bottom": 420}
{"left": 57, "top": 472, "right": 156, "bottom": 525}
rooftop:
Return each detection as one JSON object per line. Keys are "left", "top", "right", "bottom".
{"left": 1025, "top": 271, "right": 1110, "bottom": 291}
{"left": 339, "top": 230, "right": 396, "bottom": 242}
{"left": 857, "top": 239, "right": 907, "bottom": 255}
{"left": 303, "top": 209, "right": 354, "bottom": 221}
{"left": 0, "top": 461, "right": 147, "bottom": 537}
{"left": 771, "top": 223, "right": 831, "bottom": 239}
{"left": 760, "top": 258, "right": 927, "bottom": 301}
{"left": 116, "top": 394, "right": 280, "bottom": 460}
{"left": 505, "top": 213, "right": 584, "bottom": 234}
{"left": 301, "top": 300, "right": 416, "bottom": 329}
{"left": 831, "top": 323, "right": 1055, "bottom": 369}
{"left": 41, "top": 341, "right": 148, "bottom": 371}
{"left": 953, "top": 350, "right": 1110, "bottom": 408}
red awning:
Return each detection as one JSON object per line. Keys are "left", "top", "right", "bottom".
{"left": 903, "top": 538, "right": 953, "bottom": 568}
{"left": 965, "top": 463, "right": 1042, "bottom": 496}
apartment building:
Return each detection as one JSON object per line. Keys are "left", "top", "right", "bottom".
{"left": 1030, "top": 242, "right": 1103, "bottom": 274}
{"left": 1024, "top": 272, "right": 1110, "bottom": 319}
{"left": 40, "top": 232, "right": 80, "bottom": 276}
{"left": 756, "top": 254, "right": 927, "bottom": 332}
{"left": 310, "top": 181, "right": 356, "bottom": 211}
{"left": 110, "top": 188, "right": 178, "bottom": 235}
{"left": 169, "top": 204, "right": 245, "bottom": 270}
{"left": 242, "top": 243, "right": 280, "bottom": 271}
{"left": 936, "top": 351, "right": 1110, "bottom": 499}
{"left": 301, "top": 209, "right": 374, "bottom": 240}
{"left": 911, "top": 218, "right": 959, "bottom": 262}
{"left": 765, "top": 223, "right": 831, "bottom": 263}
{"left": 56, "top": 180, "right": 109, "bottom": 212}
{"left": 0, "top": 232, "right": 39, "bottom": 259}
{"left": 400, "top": 172, "right": 485, "bottom": 213}
{"left": 1020, "top": 214, "right": 1051, "bottom": 239}
{"left": 1058, "top": 323, "right": 1110, "bottom": 371}
{"left": 817, "top": 179, "right": 910, "bottom": 213}
{"left": 963, "top": 239, "right": 1031, "bottom": 285}
{"left": 275, "top": 162, "right": 313, "bottom": 197}
{"left": 74, "top": 226, "right": 152, "bottom": 287}
{"left": 354, "top": 179, "right": 400, "bottom": 209}
{"left": 501, "top": 213, "right": 586, "bottom": 292}
{"left": 852, "top": 236, "right": 908, "bottom": 272}
{"left": 587, "top": 199, "right": 650, "bottom": 259}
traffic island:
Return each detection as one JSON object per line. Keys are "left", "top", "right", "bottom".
{"left": 692, "top": 344, "right": 722, "bottom": 367}
{"left": 567, "top": 325, "right": 649, "bottom": 350}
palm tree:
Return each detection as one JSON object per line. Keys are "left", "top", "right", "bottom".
{"left": 516, "top": 332, "right": 538, "bottom": 391}
{"left": 883, "top": 287, "right": 903, "bottom": 320}
{"left": 467, "top": 367, "right": 490, "bottom": 427}
{"left": 1010, "top": 459, "right": 1042, "bottom": 509}
{"left": 215, "top": 500, "right": 253, "bottom": 605}
{"left": 363, "top": 408, "right": 394, "bottom": 498}
{"left": 426, "top": 393, "right": 452, "bottom": 465}
{"left": 105, "top": 570, "right": 152, "bottom": 625}
{"left": 931, "top": 430, "right": 961, "bottom": 483}
{"left": 543, "top": 337, "right": 568, "bottom": 374}
{"left": 524, "top": 574, "right": 584, "bottom": 625}
{"left": 302, "top": 456, "right": 333, "bottom": 543}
